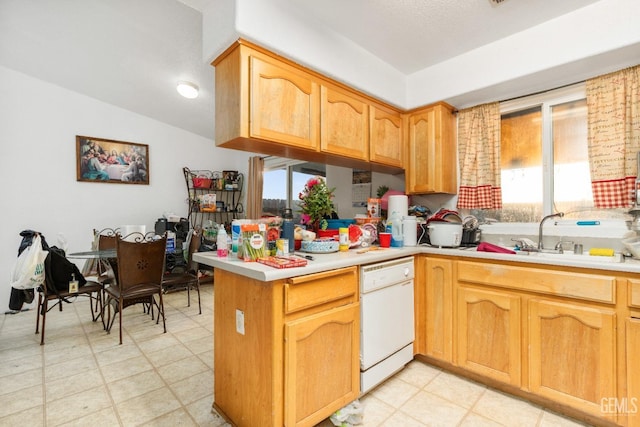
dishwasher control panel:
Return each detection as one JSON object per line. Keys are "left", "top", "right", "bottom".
{"left": 360, "top": 256, "right": 414, "bottom": 294}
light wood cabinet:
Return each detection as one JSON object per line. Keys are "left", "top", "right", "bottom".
{"left": 529, "top": 299, "right": 616, "bottom": 420}
{"left": 370, "top": 103, "right": 404, "bottom": 168}
{"left": 284, "top": 304, "right": 360, "bottom": 426}
{"left": 423, "top": 257, "right": 453, "bottom": 362}
{"left": 214, "top": 43, "right": 319, "bottom": 154}
{"left": 320, "top": 84, "right": 369, "bottom": 161}
{"left": 627, "top": 318, "right": 640, "bottom": 426}
{"left": 456, "top": 286, "right": 522, "bottom": 386}
{"left": 406, "top": 103, "right": 457, "bottom": 194}
{"left": 250, "top": 54, "right": 320, "bottom": 150}
{"left": 213, "top": 40, "right": 404, "bottom": 172}
{"left": 415, "top": 256, "right": 634, "bottom": 425}
{"left": 213, "top": 266, "right": 359, "bottom": 427}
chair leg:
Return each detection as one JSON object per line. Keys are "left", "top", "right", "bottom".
{"left": 35, "top": 292, "right": 43, "bottom": 335}
{"left": 158, "top": 293, "right": 166, "bottom": 333}
{"left": 196, "top": 279, "right": 201, "bottom": 315}
{"left": 118, "top": 298, "right": 123, "bottom": 345}
{"left": 39, "top": 298, "right": 48, "bottom": 346}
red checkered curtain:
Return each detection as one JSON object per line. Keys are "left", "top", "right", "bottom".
{"left": 457, "top": 102, "right": 502, "bottom": 209}
{"left": 587, "top": 65, "right": 640, "bottom": 208}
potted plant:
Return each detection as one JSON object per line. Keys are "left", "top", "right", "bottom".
{"left": 298, "top": 176, "right": 335, "bottom": 232}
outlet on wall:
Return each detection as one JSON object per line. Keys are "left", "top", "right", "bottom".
{"left": 235, "top": 309, "right": 245, "bottom": 335}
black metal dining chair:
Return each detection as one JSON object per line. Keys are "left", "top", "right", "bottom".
{"left": 161, "top": 229, "right": 202, "bottom": 314}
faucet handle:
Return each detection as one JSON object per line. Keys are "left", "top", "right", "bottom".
{"left": 554, "top": 240, "right": 574, "bottom": 254}
{"left": 511, "top": 237, "right": 536, "bottom": 251}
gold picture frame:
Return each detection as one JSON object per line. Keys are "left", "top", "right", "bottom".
{"left": 76, "top": 135, "right": 149, "bottom": 185}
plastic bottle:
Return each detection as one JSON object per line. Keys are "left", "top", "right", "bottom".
{"left": 231, "top": 219, "right": 241, "bottom": 254}
{"left": 339, "top": 227, "right": 349, "bottom": 251}
{"left": 390, "top": 212, "right": 404, "bottom": 247}
{"left": 216, "top": 224, "right": 228, "bottom": 258}
{"left": 282, "top": 208, "right": 294, "bottom": 253}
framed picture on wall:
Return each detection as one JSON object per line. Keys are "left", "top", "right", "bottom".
{"left": 76, "top": 135, "right": 149, "bottom": 185}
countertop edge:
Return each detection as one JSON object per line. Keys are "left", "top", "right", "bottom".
{"left": 193, "top": 246, "right": 640, "bottom": 281}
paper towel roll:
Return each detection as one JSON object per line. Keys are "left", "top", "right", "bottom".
{"left": 120, "top": 225, "right": 146, "bottom": 241}
{"left": 387, "top": 195, "right": 408, "bottom": 219}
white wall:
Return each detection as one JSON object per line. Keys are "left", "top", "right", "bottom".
{"left": 0, "top": 66, "right": 251, "bottom": 312}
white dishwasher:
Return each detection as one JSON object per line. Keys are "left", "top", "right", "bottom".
{"left": 360, "top": 256, "right": 415, "bottom": 394}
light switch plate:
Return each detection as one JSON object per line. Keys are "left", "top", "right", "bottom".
{"left": 235, "top": 309, "right": 245, "bottom": 335}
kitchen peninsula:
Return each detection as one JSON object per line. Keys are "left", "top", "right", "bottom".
{"left": 195, "top": 247, "right": 640, "bottom": 427}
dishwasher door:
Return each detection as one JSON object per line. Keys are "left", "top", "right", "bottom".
{"left": 360, "top": 278, "right": 414, "bottom": 370}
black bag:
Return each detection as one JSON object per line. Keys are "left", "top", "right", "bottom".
{"left": 44, "top": 246, "right": 87, "bottom": 292}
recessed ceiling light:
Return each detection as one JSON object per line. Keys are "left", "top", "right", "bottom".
{"left": 177, "top": 81, "right": 199, "bottom": 99}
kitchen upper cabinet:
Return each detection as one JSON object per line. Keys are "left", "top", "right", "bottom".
{"left": 250, "top": 55, "right": 320, "bottom": 150}
{"left": 214, "top": 43, "right": 319, "bottom": 153}
{"left": 213, "top": 40, "right": 405, "bottom": 173}
{"left": 529, "top": 299, "right": 616, "bottom": 420}
{"left": 456, "top": 286, "right": 522, "bottom": 386}
{"left": 406, "top": 103, "right": 457, "bottom": 195}
{"left": 320, "top": 84, "right": 369, "bottom": 161}
{"left": 370, "top": 103, "right": 404, "bottom": 169}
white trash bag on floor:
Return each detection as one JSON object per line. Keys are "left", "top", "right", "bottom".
{"left": 330, "top": 400, "right": 363, "bottom": 427}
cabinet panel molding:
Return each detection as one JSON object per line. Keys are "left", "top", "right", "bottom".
{"left": 529, "top": 299, "right": 616, "bottom": 419}
{"left": 457, "top": 286, "right": 521, "bottom": 386}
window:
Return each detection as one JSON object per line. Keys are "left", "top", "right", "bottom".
{"left": 262, "top": 159, "right": 326, "bottom": 220}
{"left": 471, "top": 84, "right": 626, "bottom": 223}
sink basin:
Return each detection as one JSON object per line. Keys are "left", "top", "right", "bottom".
{"left": 518, "top": 250, "right": 624, "bottom": 263}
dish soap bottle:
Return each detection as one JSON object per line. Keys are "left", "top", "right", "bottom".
{"left": 216, "top": 224, "right": 228, "bottom": 258}
{"left": 389, "top": 212, "right": 404, "bottom": 247}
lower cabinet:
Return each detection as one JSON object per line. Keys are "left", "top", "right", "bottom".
{"left": 213, "top": 266, "right": 359, "bottom": 427}
{"left": 529, "top": 299, "right": 616, "bottom": 419}
{"left": 284, "top": 304, "right": 360, "bottom": 426}
{"left": 417, "top": 255, "right": 630, "bottom": 425}
{"left": 424, "top": 257, "right": 453, "bottom": 362}
{"left": 627, "top": 318, "right": 640, "bottom": 426}
{"left": 456, "top": 286, "right": 521, "bottom": 386}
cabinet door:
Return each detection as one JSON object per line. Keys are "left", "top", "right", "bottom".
{"left": 627, "top": 318, "right": 640, "bottom": 426}
{"left": 320, "top": 85, "right": 369, "bottom": 160}
{"left": 250, "top": 55, "right": 319, "bottom": 150}
{"left": 284, "top": 304, "right": 360, "bottom": 427}
{"left": 370, "top": 104, "right": 404, "bottom": 168}
{"left": 406, "top": 104, "right": 456, "bottom": 194}
{"left": 425, "top": 258, "right": 453, "bottom": 362}
{"left": 529, "top": 299, "right": 616, "bottom": 418}
{"left": 457, "top": 287, "right": 521, "bottom": 386}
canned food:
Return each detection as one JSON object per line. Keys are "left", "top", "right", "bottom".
{"left": 276, "top": 238, "right": 289, "bottom": 256}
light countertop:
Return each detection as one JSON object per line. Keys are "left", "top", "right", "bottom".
{"left": 193, "top": 245, "right": 640, "bottom": 282}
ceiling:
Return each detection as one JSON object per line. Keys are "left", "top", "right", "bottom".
{"left": 0, "top": 0, "right": 608, "bottom": 139}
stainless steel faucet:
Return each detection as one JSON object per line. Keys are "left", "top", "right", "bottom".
{"left": 538, "top": 212, "right": 564, "bottom": 250}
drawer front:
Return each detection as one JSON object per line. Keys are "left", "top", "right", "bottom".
{"left": 285, "top": 266, "right": 358, "bottom": 314}
{"left": 457, "top": 261, "right": 615, "bottom": 303}
{"left": 629, "top": 279, "right": 640, "bottom": 308}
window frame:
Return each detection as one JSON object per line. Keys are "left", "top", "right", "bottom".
{"left": 500, "top": 82, "right": 587, "bottom": 217}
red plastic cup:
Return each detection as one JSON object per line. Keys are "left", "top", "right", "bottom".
{"left": 379, "top": 232, "right": 391, "bottom": 248}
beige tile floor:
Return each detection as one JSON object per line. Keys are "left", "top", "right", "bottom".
{"left": 0, "top": 285, "right": 590, "bottom": 427}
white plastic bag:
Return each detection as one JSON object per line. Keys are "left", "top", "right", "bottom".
{"left": 10, "top": 235, "right": 48, "bottom": 290}
{"left": 330, "top": 400, "right": 363, "bottom": 427}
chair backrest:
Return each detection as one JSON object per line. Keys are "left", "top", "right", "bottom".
{"left": 186, "top": 229, "right": 201, "bottom": 267}
{"left": 115, "top": 235, "right": 167, "bottom": 292}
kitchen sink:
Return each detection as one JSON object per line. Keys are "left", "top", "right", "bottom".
{"left": 517, "top": 250, "right": 625, "bottom": 263}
